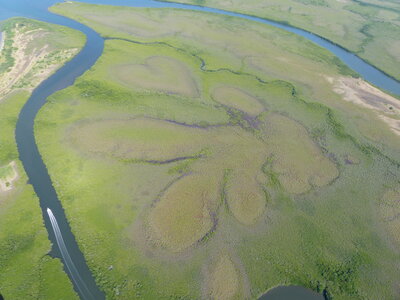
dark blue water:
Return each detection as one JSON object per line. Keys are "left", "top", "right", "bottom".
{"left": 260, "top": 286, "right": 325, "bottom": 300}
{"left": 1, "top": 0, "right": 399, "bottom": 96}
{"left": 1, "top": 0, "right": 397, "bottom": 299}
{"left": 1, "top": 0, "right": 106, "bottom": 299}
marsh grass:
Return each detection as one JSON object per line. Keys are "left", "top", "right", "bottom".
{"left": 159, "top": 0, "right": 400, "bottom": 80}
{"left": 379, "top": 188, "right": 400, "bottom": 247}
{"left": 207, "top": 255, "right": 240, "bottom": 299}
{"left": 0, "top": 92, "right": 78, "bottom": 300}
{"left": 33, "top": 3, "right": 400, "bottom": 299}
{"left": 211, "top": 86, "right": 265, "bottom": 115}
{"left": 0, "top": 164, "right": 13, "bottom": 179}
{"left": 112, "top": 56, "right": 200, "bottom": 98}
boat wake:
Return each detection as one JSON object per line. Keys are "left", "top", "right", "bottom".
{"left": 47, "top": 208, "right": 94, "bottom": 300}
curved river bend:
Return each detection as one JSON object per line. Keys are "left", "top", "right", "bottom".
{"left": 1, "top": 1, "right": 105, "bottom": 298}
{"left": 1, "top": 0, "right": 399, "bottom": 299}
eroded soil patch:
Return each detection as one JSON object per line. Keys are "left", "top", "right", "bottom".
{"left": 0, "top": 161, "right": 18, "bottom": 192}
{"left": 332, "top": 76, "right": 400, "bottom": 136}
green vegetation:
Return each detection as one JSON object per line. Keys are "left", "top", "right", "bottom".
{"left": 0, "top": 18, "right": 84, "bottom": 299}
{"left": 0, "top": 164, "right": 13, "bottom": 179}
{"left": 0, "top": 17, "right": 85, "bottom": 91}
{"left": 379, "top": 187, "right": 400, "bottom": 248}
{"left": 163, "top": 0, "right": 400, "bottom": 81}
{"left": 0, "top": 92, "right": 78, "bottom": 300}
{"left": 0, "top": 23, "right": 15, "bottom": 73}
{"left": 212, "top": 86, "right": 265, "bottom": 115}
{"left": 32, "top": 2, "right": 400, "bottom": 299}
{"left": 112, "top": 56, "right": 200, "bottom": 97}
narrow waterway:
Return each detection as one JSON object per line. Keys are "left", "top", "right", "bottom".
{"left": 3, "top": 1, "right": 106, "bottom": 298}
{"left": 1, "top": 0, "right": 399, "bottom": 299}
{"left": 89, "top": 0, "right": 400, "bottom": 97}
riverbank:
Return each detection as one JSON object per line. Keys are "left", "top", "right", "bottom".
{"left": 0, "top": 18, "right": 81, "bottom": 98}
{"left": 160, "top": 0, "right": 400, "bottom": 82}
{"left": 0, "top": 31, "right": 4, "bottom": 54}
{"left": 0, "top": 17, "right": 84, "bottom": 299}
{"left": 330, "top": 76, "right": 400, "bottom": 136}
{"left": 259, "top": 285, "right": 325, "bottom": 300}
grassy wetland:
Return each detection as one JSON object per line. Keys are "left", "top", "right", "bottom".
{"left": 33, "top": 2, "right": 400, "bottom": 299}
{"left": 164, "top": 0, "right": 400, "bottom": 81}
{"left": 0, "top": 18, "right": 84, "bottom": 299}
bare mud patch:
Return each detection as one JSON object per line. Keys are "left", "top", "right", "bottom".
{"left": 0, "top": 161, "right": 18, "bottom": 192}
{"left": 0, "top": 25, "right": 78, "bottom": 99}
{"left": 331, "top": 76, "right": 400, "bottom": 136}
{"left": 0, "top": 32, "right": 5, "bottom": 55}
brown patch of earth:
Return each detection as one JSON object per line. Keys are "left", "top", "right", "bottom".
{"left": 0, "top": 25, "right": 78, "bottom": 100}
{"left": 330, "top": 76, "right": 400, "bottom": 136}
{"left": 0, "top": 161, "right": 18, "bottom": 192}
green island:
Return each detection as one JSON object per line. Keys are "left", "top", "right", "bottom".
{"left": 0, "top": 17, "right": 84, "bottom": 299}
{"left": 26, "top": 2, "right": 400, "bottom": 299}
{"left": 165, "top": 0, "right": 400, "bottom": 81}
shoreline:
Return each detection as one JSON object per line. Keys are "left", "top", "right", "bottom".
{"left": 157, "top": 0, "right": 400, "bottom": 88}
{"left": 258, "top": 285, "right": 325, "bottom": 300}
{"left": 0, "top": 31, "right": 4, "bottom": 54}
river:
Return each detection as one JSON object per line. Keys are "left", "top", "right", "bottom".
{"left": 1, "top": 0, "right": 399, "bottom": 299}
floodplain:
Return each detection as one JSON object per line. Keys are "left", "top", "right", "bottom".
{"left": 30, "top": 1, "right": 400, "bottom": 299}
{"left": 167, "top": 0, "right": 400, "bottom": 81}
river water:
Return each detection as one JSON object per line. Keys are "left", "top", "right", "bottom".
{"left": 1, "top": 1, "right": 105, "bottom": 299}
{"left": 2, "top": 0, "right": 399, "bottom": 299}
{"left": 259, "top": 285, "right": 325, "bottom": 300}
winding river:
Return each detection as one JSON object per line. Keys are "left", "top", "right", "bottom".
{"left": 1, "top": 0, "right": 399, "bottom": 299}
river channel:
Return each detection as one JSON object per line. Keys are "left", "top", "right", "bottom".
{"left": 2, "top": 0, "right": 399, "bottom": 299}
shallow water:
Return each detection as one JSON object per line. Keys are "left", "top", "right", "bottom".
{"left": 1, "top": 0, "right": 398, "bottom": 299}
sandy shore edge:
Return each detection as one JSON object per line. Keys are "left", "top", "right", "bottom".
{"left": 0, "top": 31, "right": 5, "bottom": 55}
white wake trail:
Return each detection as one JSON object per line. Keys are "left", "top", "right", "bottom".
{"left": 47, "top": 208, "right": 94, "bottom": 300}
